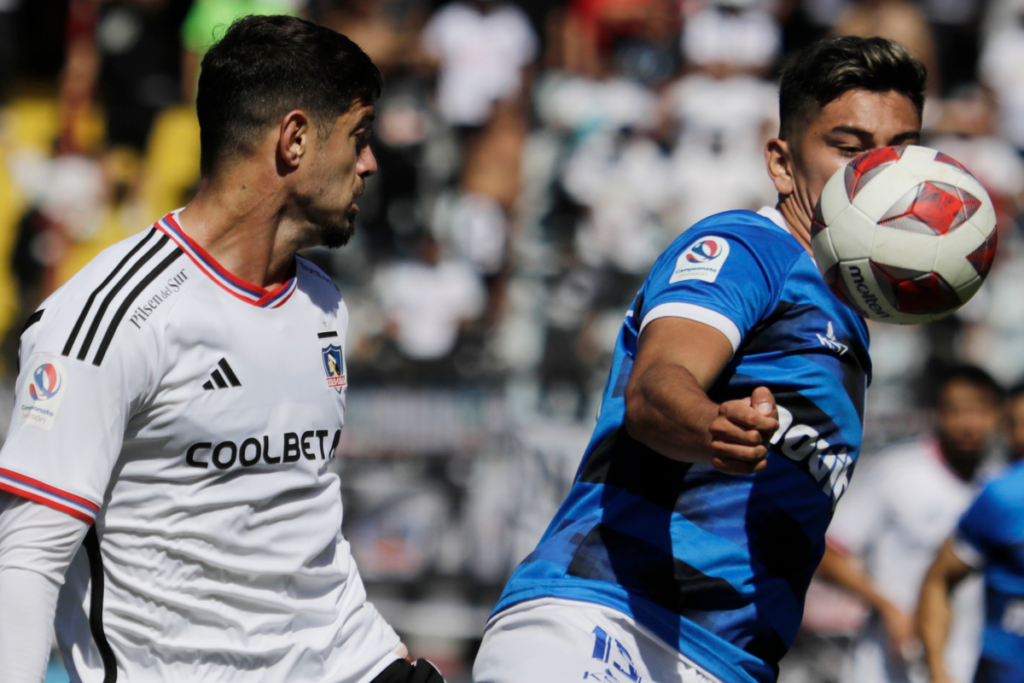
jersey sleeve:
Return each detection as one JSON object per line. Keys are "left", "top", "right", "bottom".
{"left": 637, "top": 223, "right": 800, "bottom": 354}
{"left": 0, "top": 301, "right": 158, "bottom": 524}
{"left": 953, "top": 482, "right": 1004, "bottom": 569}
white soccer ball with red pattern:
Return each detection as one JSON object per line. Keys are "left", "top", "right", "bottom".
{"left": 812, "top": 145, "right": 997, "bottom": 324}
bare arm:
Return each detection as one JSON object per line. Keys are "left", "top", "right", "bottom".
{"left": 623, "top": 317, "right": 778, "bottom": 475}
{"left": 917, "top": 539, "right": 974, "bottom": 683}
{"left": 818, "top": 543, "right": 916, "bottom": 656}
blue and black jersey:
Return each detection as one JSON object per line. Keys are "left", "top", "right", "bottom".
{"left": 495, "top": 209, "right": 870, "bottom": 683}
{"left": 956, "top": 460, "right": 1024, "bottom": 683}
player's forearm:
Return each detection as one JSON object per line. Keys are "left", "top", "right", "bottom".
{"left": 624, "top": 363, "right": 719, "bottom": 463}
{"left": 817, "top": 544, "right": 893, "bottom": 613}
{"left": 917, "top": 566, "right": 953, "bottom": 680}
{"left": 917, "top": 541, "right": 972, "bottom": 681}
{"left": 0, "top": 493, "right": 89, "bottom": 682}
{"left": 0, "top": 566, "right": 61, "bottom": 683}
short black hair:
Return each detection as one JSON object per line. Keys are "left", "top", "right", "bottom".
{"left": 778, "top": 36, "right": 926, "bottom": 141}
{"left": 196, "top": 15, "right": 383, "bottom": 174}
{"left": 938, "top": 364, "right": 1004, "bottom": 404}
{"left": 1009, "top": 380, "right": 1024, "bottom": 401}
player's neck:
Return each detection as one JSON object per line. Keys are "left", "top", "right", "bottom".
{"left": 177, "top": 169, "right": 302, "bottom": 290}
{"left": 776, "top": 197, "right": 813, "bottom": 256}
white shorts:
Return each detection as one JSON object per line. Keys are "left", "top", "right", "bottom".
{"left": 472, "top": 598, "right": 723, "bottom": 683}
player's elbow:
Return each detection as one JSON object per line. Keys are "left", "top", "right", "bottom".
{"left": 623, "top": 372, "right": 654, "bottom": 444}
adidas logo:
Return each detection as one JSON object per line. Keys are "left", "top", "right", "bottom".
{"left": 203, "top": 358, "right": 242, "bottom": 390}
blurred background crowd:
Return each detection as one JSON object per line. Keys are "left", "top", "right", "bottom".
{"left": 3, "top": 0, "right": 1024, "bottom": 681}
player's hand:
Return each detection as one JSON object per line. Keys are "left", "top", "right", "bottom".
{"left": 878, "top": 601, "right": 919, "bottom": 661}
{"left": 708, "top": 386, "right": 779, "bottom": 475}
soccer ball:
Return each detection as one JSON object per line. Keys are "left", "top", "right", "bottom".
{"left": 812, "top": 145, "right": 997, "bottom": 324}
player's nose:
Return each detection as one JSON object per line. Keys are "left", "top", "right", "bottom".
{"left": 357, "top": 145, "right": 377, "bottom": 178}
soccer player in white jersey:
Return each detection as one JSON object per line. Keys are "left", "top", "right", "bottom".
{"left": 0, "top": 15, "right": 443, "bottom": 683}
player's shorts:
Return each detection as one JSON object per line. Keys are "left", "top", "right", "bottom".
{"left": 472, "top": 597, "right": 723, "bottom": 683}
{"left": 373, "top": 658, "right": 445, "bottom": 683}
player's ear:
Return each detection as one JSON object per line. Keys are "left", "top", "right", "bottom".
{"left": 277, "top": 110, "right": 310, "bottom": 173}
{"left": 766, "top": 138, "right": 795, "bottom": 196}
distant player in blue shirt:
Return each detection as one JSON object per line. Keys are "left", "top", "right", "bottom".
{"left": 919, "top": 387, "right": 1024, "bottom": 683}
{"left": 473, "top": 36, "right": 926, "bottom": 683}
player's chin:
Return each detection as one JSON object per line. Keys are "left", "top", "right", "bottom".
{"left": 317, "top": 214, "right": 356, "bottom": 249}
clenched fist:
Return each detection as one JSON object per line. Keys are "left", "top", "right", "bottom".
{"left": 709, "top": 386, "right": 779, "bottom": 475}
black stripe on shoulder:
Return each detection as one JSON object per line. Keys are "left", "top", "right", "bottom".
{"left": 84, "top": 527, "right": 118, "bottom": 683}
{"left": 92, "top": 249, "right": 183, "bottom": 366}
{"left": 63, "top": 228, "right": 157, "bottom": 357}
{"left": 77, "top": 234, "right": 170, "bottom": 362}
{"left": 21, "top": 309, "right": 44, "bottom": 335}
{"left": 317, "top": 331, "right": 338, "bottom": 339}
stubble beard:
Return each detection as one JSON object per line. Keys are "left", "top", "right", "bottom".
{"left": 314, "top": 204, "right": 358, "bottom": 249}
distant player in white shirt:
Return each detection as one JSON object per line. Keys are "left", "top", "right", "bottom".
{"left": 0, "top": 15, "right": 442, "bottom": 683}
{"left": 820, "top": 366, "right": 1005, "bottom": 683}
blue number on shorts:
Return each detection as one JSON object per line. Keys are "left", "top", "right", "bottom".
{"left": 586, "top": 626, "right": 641, "bottom": 682}
{"left": 591, "top": 627, "right": 610, "bottom": 662}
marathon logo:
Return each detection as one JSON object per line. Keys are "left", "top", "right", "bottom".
{"left": 130, "top": 269, "right": 189, "bottom": 329}
{"left": 770, "top": 405, "right": 854, "bottom": 508}
{"left": 185, "top": 429, "right": 342, "bottom": 469}
{"left": 846, "top": 265, "right": 890, "bottom": 319}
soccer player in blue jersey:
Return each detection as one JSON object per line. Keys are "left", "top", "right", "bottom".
{"left": 918, "top": 461, "right": 1024, "bottom": 683}
{"left": 918, "top": 385, "right": 1024, "bottom": 683}
{"left": 473, "top": 36, "right": 926, "bottom": 683}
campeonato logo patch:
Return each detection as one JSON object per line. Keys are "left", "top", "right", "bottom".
{"left": 30, "top": 363, "right": 61, "bottom": 400}
{"left": 19, "top": 358, "right": 67, "bottom": 431}
{"left": 671, "top": 236, "right": 730, "bottom": 283}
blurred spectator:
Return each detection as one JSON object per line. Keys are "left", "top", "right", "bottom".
{"left": 537, "top": 264, "right": 600, "bottom": 420}
{"left": 919, "top": 0, "right": 983, "bottom": 95}
{"left": 978, "top": 4, "right": 1024, "bottom": 153}
{"left": 536, "top": 71, "right": 656, "bottom": 134}
{"left": 1008, "top": 383, "right": 1024, "bottom": 461}
{"left": 90, "top": 0, "right": 188, "bottom": 152}
{"left": 683, "top": 0, "right": 782, "bottom": 76}
{"left": 560, "top": 0, "right": 679, "bottom": 80}
{"left": 446, "top": 191, "right": 508, "bottom": 276}
{"left": 929, "top": 84, "right": 1024, "bottom": 228}
{"left": 0, "top": 0, "right": 20, "bottom": 103}
{"left": 798, "top": 0, "right": 851, "bottom": 32}
{"left": 316, "top": 0, "right": 429, "bottom": 76}
{"left": 562, "top": 125, "right": 671, "bottom": 274}
{"left": 820, "top": 366, "right": 1005, "bottom": 683}
{"left": 372, "top": 233, "right": 486, "bottom": 383}
{"left": 421, "top": 0, "right": 537, "bottom": 130}
{"left": 180, "top": 0, "right": 302, "bottom": 99}
{"left": 833, "top": 0, "right": 940, "bottom": 95}
{"left": 661, "top": 70, "right": 778, "bottom": 233}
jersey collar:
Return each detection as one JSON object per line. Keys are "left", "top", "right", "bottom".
{"left": 757, "top": 206, "right": 790, "bottom": 234}
{"left": 758, "top": 205, "right": 817, "bottom": 265}
{"left": 156, "top": 211, "right": 297, "bottom": 309}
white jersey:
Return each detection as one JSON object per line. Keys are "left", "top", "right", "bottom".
{"left": 0, "top": 212, "right": 401, "bottom": 683}
{"left": 827, "top": 436, "right": 986, "bottom": 683}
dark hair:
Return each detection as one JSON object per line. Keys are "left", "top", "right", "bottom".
{"left": 196, "top": 15, "right": 383, "bottom": 174}
{"left": 938, "top": 364, "right": 1004, "bottom": 403}
{"left": 778, "top": 36, "right": 926, "bottom": 140}
{"left": 1009, "top": 380, "right": 1024, "bottom": 400}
